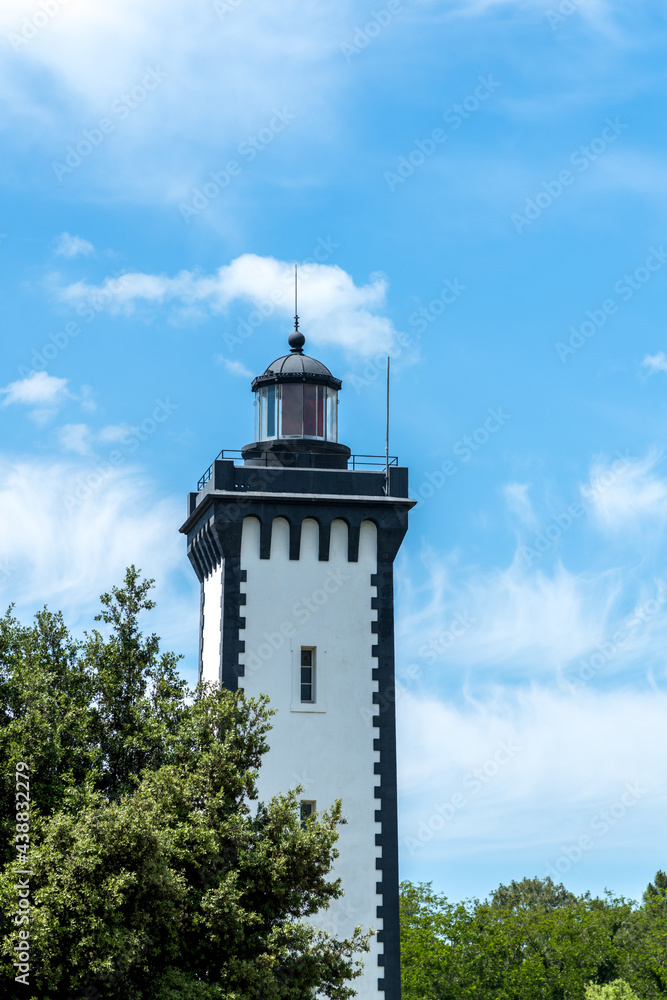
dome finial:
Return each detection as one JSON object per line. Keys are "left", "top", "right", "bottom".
{"left": 289, "top": 263, "right": 305, "bottom": 353}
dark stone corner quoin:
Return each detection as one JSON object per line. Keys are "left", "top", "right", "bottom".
{"left": 179, "top": 329, "right": 414, "bottom": 1000}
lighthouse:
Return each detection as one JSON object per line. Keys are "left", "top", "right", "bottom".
{"left": 180, "top": 322, "right": 414, "bottom": 998}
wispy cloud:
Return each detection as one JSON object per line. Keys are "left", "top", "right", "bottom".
{"left": 396, "top": 471, "right": 667, "bottom": 870}
{"left": 98, "top": 424, "right": 133, "bottom": 444}
{"left": 0, "top": 454, "right": 198, "bottom": 666}
{"left": 397, "top": 685, "right": 666, "bottom": 861}
{"left": 57, "top": 254, "right": 400, "bottom": 355}
{"left": 57, "top": 422, "right": 151, "bottom": 454}
{"left": 583, "top": 451, "right": 667, "bottom": 531}
{"left": 218, "top": 356, "right": 254, "bottom": 379}
{"left": 398, "top": 452, "right": 667, "bottom": 686}
{"left": 595, "top": 151, "right": 667, "bottom": 199}
{"left": 0, "top": 0, "right": 348, "bottom": 202}
{"left": 427, "top": 0, "right": 615, "bottom": 32}
{"left": 642, "top": 352, "right": 667, "bottom": 375}
{"left": 397, "top": 550, "right": 617, "bottom": 677}
{"left": 1, "top": 373, "right": 95, "bottom": 424}
{"left": 54, "top": 232, "right": 94, "bottom": 258}
{"left": 57, "top": 423, "right": 93, "bottom": 456}
{"left": 503, "top": 482, "right": 538, "bottom": 527}
{"left": 1, "top": 371, "right": 72, "bottom": 423}
{"left": 1, "top": 371, "right": 69, "bottom": 407}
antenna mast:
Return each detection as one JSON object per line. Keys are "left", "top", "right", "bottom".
{"left": 294, "top": 264, "right": 299, "bottom": 332}
{"left": 385, "top": 356, "right": 390, "bottom": 495}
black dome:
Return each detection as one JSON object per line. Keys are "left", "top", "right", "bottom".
{"left": 251, "top": 336, "right": 342, "bottom": 391}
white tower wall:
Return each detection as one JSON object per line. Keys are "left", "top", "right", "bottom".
{"left": 183, "top": 456, "right": 412, "bottom": 999}
{"left": 234, "top": 515, "right": 382, "bottom": 996}
{"left": 201, "top": 564, "right": 223, "bottom": 682}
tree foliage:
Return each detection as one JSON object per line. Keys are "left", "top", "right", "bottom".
{"left": 586, "top": 982, "right": 641, "bottom": 1000}
{"left": 0, "top": 568, "right": 369, "bottom": 1000}
{"left": 401, "top": 873, "right": 667, "bottom": 1000}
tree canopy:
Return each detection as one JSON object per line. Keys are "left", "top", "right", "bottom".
{"left": 0, "top": 568, "right": 369, "bottom": 1000}
{"left": 400, "top": 873, "right": 667, "bottom": 1000}
{"left": 586, "top": 982, "right": 641, "bottom": 1000}
{"left": 3, "top": 566, "right": 664, "bottom": 1000}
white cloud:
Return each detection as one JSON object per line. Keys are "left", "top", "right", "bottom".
{"left": 57, "top": 254, "right": 399, "bottom": 355}
{"left": 503, "top": 482, "right": 538, "bottom": 527}
{"left": 396, "top": 494, "right": 667, "bottom": 695}
{"left": 398, "top": 687, "right": 665, "bottom": 810}
{"left": 0, "top": 454, "right": 199, "bottom": 673}
{"left": 70, "top": 384, "right": 97, "bottom": 413}
{"left": 57, "top": 422, "right": 146, "bottom": 454}
{"left": 58, "top": 423, "right": 93, "bottom": 455}
{"left": 218, "top": 357, "right": 254, "bottom": 379}
{"left": 97, "top": 424, "right": 133, "bottom": 444}
{"left": 0, "top": 0, "right": 632, "bottom": 227}
{"left": 54, "top": 232, "right": 94, "bottom": 258}
{"left": 595, "top": 151, "right": 667, "bottom": 199}
{"left": 397, "top": 685, "right": 667, "bottom": 863}
{"left": 1, "top": 373, "right": 96, "bottom": 423}
{"left": 397, "top": 549, "right": 618, "bottom": 676}
{"left": 1, "top": 371, "right": 69, "bottom": 407}
{"left": 394, "top": 459, "right": 667, "bottom": 876}
{"left": 0, "top": 0, "right": 349, "bottom": 202}
{"left": 583, "top": 451, "right": 667, "bottom": 530}
{"left": 413, "top": 0, "right": 615, "bottom": 37}
{"left": 642, "top": 352, "right": 667, "bottom": 374}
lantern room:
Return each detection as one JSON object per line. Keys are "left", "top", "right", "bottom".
{"left": 255, "top": 380, "right": 339, "bottom": 442}
{"left": 253, "top": 330, "right": 340, "bottom": 442}
{"left": 242, "top": 329, "right": 351, "bottom": 469}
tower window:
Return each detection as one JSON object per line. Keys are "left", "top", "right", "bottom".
{"left": 300, "top": 800, "right": 316, "bottom": 827}
{"left": 300, "top": 647, "right": 315, "bottom": 703}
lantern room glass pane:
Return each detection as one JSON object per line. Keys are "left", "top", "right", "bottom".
{"left": 266, "top": 385, "right": 276, "bottom": 437}
{"left": 256, "top": 383, "right": 338, "bottom": 441}
{"left": 326, "top": 388, "right": 338, "bottom": 442}
{"left": 256, "top": 385, "right": 278, "bottom": 440}
{"left": 303, "top": 384, "right": 317, "bottom": 436}
{"left": 281, "top": 383, "right": 302, "bottom": 436}
{"left": 303, "top": 385, "right": 325, "bottom": 438}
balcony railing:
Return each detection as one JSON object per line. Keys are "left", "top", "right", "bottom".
{"left": 197, "top": 449, "right": 398, "bottom": 491}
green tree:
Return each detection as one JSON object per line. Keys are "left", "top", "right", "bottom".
{"left": 0, "top": 569, "right": 369, "bottom": 1000}
{"left": 586, "top": 981, "right": 641, "bottom": 999}
{"left": 644, "top": 871, "right": 667, "bottom": 902}
{"left": 400, "top": 881, "right": 461, "bottom": 999}
{"left": 615, "top": 871, "right": 667, "bottom": 997}
{"left": 400, "top": 877, "right": 634, "bottom": 1000}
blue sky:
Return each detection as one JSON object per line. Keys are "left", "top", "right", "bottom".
{"left": 2, "top": 0, "right": 667, "bottom": 908}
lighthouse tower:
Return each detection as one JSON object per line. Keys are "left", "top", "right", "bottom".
{"left": 180, "top": 324, "right": 414, "bottom": 999}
